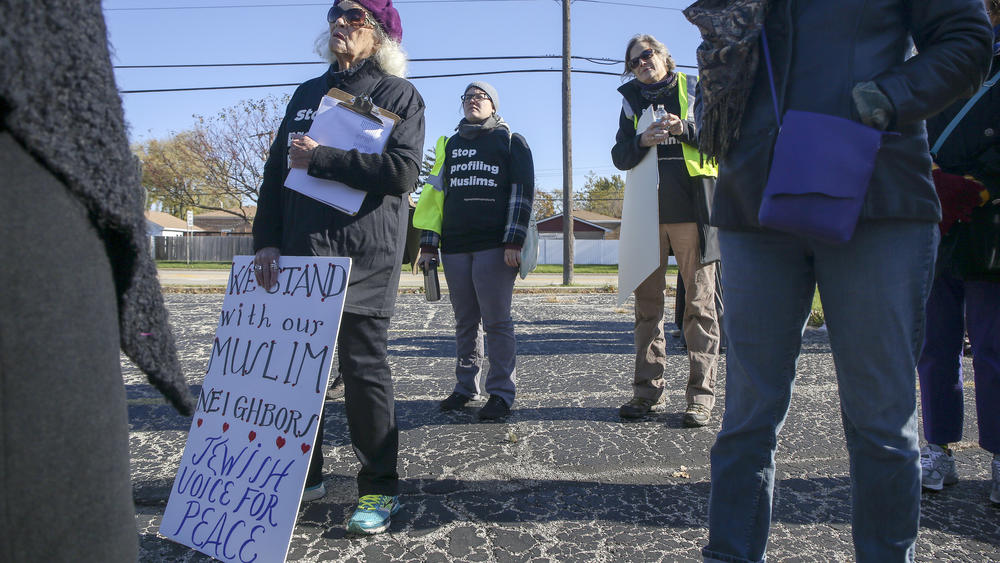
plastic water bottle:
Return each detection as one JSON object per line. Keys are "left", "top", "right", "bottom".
{"left": 653, "top": 104, "right": 668, "bottom": 145}
{"left": 422, "top": 257, "right": 441, "bottom": 302}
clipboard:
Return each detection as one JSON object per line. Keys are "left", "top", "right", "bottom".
{"left": 327, "top": 87, "right": 401, "bottom": 127}
{"left": 284, "top": 88, "right": 400, "bottom": 215}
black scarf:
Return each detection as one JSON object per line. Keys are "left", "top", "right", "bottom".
{"left": 457, "top": 114, "right": 510, "bottom": 140}
{"left": 328, "top": 58, "right": 372, "bottom": 84}
{"left": 639, "top": 72, "right": 679, "bottom": 103}
{"left": 684, "top": 0, "right": 771, "bottom": 159}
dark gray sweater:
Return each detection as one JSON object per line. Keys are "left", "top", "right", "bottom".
{"left": 0, "top": 1, "right": 194, "bottom": 415}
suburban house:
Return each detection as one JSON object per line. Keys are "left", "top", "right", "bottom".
{"left": 537, "top": 209, "right": 621, "bottom": 240}
{"left": 145, "top": 211, "right": 202, "bottom": 238}
{"left": 192, "top": 206, "right": 256, "bottom": 234}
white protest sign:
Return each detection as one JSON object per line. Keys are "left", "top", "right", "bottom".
{"left": 160, "top": 255, "right": 351, "bottom": 563}
{"left": 617, "top": 106, "right": 661, "bottom": 306}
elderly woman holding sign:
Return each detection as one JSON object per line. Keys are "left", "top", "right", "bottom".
{"left": 251, "top": 0, "right": 424, "bottom": 535}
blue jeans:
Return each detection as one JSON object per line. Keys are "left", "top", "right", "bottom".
{"left": 703, "top": 221, "right": 938, "bottom": 563}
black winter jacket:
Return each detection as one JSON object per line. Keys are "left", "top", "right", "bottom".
{"left": 712, "top": 0, "right": 994, "bottom": 231}
{"left": 929, "top": 52, "right": 1000, "bottom": 282}
{"left": 613, "top": 74, "right": 720, "bottom": 264}
{"left": 253, "top": 61, "right": 426, "bottom": 317}
{"left": 929, "top": 54, "right": 1000, "bottom": 200}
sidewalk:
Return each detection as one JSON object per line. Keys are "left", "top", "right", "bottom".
{"left": 157, "top": 267, "right": 675, "bottom": 292}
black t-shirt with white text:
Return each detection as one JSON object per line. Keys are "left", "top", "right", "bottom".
{"left": 441, "top": 128, "right": 530, "bottom": 253}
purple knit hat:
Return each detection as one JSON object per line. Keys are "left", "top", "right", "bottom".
{"left": 335, "top": 0, "right": 403, "bottom": 42}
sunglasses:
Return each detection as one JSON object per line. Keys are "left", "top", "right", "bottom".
{"left": 628, "top": 48, "right": 655, "bottom": 70}
{"left": 460, "top": 92, "right": 491, "bottom": 103}
{"left": 327, "top": 5, "right": 371, "bottom": 27}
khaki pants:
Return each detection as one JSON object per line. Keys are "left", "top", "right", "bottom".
{"left": 633, "top": 222, "right": 720, "bottom": 408}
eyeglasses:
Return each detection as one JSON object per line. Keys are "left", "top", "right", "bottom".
{"left": 327, "top": 5, "right": 371, "bottom": 27}
{"left": 628, "top": 48, "right": 655, "bottom": 70}
{"left": 461, "top": 92, "right": 491, "bottom": 103}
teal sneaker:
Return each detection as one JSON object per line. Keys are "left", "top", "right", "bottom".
{"left": 346, "top": 494, "right": 401, "bottom": 535}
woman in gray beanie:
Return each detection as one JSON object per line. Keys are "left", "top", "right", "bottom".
{"left": 414, "top": 82, "right": 535, "bottom": 421}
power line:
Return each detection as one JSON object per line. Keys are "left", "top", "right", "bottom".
{"left": 113, "top": 54, "right": 628, "bottom": 69}
{"left": 573, "top": 0, "right": 683, "bottom": 9}
{"left": 119, "top": 62, "right": 697, "bottom": 92}
{"left": 105, "top": 0, "right": 537, "bottom": 11}
{"left": 119, "top": 67, "right": 640, "bottom": 93}
{"left": 112, "top": 54, "right": 697, "bottom": 95}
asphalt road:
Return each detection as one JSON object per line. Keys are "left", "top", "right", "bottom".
{"left": 125, "top": 293, "right": 1000, "bottom": 562}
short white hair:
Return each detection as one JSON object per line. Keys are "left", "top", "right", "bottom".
{"left": 314, "top": 28, "right": 408, "bottom": 78}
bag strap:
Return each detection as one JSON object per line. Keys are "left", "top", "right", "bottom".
{"left": 930, "top": 70, "right": 1000, "bottom": 158}
{"left": 761, "top": 28, "right": 781, "bottom": 126}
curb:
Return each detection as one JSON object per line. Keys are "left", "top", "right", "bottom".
{"left": 160, "top": 285, "right": 626, "bottom": 295}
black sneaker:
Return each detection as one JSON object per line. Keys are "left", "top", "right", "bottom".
{"left": 618, "top": 396, "right": 667, "bottom": 419}
{"left": 439, "top": 392, "right": 473, "bottom": 411}
{"left": 326, "top": 374, "right": 345, "bottom": 400}
{"left": 477, "top": 395, "right": 511, "bottom": 420}
{"left": 682, "top": 403, "right": 711, "bottom": 427}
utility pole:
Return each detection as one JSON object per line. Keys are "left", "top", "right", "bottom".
{"left": 561, "top": 0, "right": 574, "bottom": 285}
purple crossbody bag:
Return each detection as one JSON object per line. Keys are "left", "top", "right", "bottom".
{"left": 757, "top": 30, "right": 890, "bottom": 244}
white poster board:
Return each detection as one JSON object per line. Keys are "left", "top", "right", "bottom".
{"left": 160, "top": 255, "right": 351, "bottom": 563}
{"left": 617, "top": 106, "right": 661, "bottom": 306}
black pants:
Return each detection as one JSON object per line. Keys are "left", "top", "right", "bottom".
{"left": 306, "top": 313, "right": 399, "bottom": 496}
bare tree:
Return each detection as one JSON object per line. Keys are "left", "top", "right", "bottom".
{"left": 135, "top": 95, "right": 288, "bottom": 222}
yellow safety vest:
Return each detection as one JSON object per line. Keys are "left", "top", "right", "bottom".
{"left": 632, "top": 72, "right": 718, "bottom": 178}
{"left": 412, "top": 135, "right": 449, "bottom": 234}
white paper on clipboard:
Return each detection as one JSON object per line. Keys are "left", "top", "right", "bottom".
{"left": 284, "top": 90, "right": 398, "bottom": 215}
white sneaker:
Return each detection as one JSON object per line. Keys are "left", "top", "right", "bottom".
{"left": 302, "top": 482, "right": 326, "bottom": 502}
{"left": 920, "top": 444, "right": 958, "bottom": 491}
{"left": 990, "top": 454, "right": 1000, "bottom": 505}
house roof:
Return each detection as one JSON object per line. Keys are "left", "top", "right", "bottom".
{"left": 569, "top": 209, "right": 620, "bottom": 223}
{"left": 145, "top": 211, "right": 202, "bottom": 231}
{"left": 195, "top": 206, "right": 257, "bottom": 218}
{"left": 537, "top": 213, "right": 611, "bottom": 232}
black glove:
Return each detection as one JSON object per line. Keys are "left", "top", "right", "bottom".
{"left": 852, "top": 81, "right": 894, "bottom": 131}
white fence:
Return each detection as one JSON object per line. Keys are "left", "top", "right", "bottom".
{"left": 539, "top": 239, "right": 619, "bottom": 265}
{"left": 537, "top": 239, "right": 676, "bottom": 266}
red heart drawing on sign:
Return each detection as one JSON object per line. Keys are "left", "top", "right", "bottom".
{"left": 276, "top": 436, "right": 286, "bottom": 449}
{"left": 301, "top": 443, "right": 311, "bottom": 454}
{"left": 248, "top": 431, "right": 256, "bottom": 442}
{"left": 196, "top": 418, "right": 203, "bottom": 427}
{"left": 222, "top": 423, "right": 230, "bottom": 432}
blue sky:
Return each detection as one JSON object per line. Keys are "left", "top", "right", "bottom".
{"left": 105, "top": 0, "right": 702, "bottom": 198}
